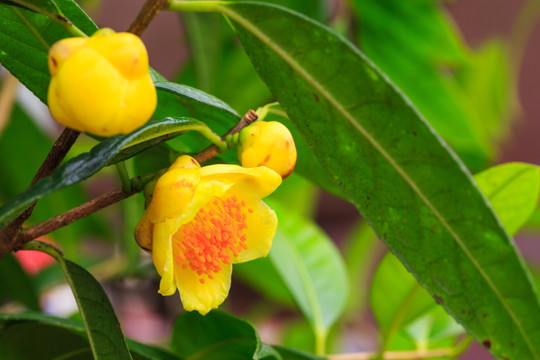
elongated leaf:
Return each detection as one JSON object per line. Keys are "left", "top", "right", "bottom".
{"left": 263, "top": 105, "right": 342, "bottom": 196}
{"left": 193, "top": 2, "right": 540, "bottom": 358}
{"left": 0, "top": 0, "right": 97, "bottom": 103}
{"left": 267, "top": 201, "right": 348, "bottom": 347}
{"left": 0, "top": 313, "right": 180, "bottom": 360}
{"left": 475, "top": 163, "right": 540, "bottom": 236}
{"left": 60, "top": 259, "right": 132, "bottom": 360}
{"left": 171, "top": 310, "right": 280, "bottom": 360}
{"left": 0, "top": 0, "right": 61, "bottom": 17}
{"left": 350, "top": 0, "right": 506, "bottom": 170}
{"left": 0, "top": 117, "right": 197, "bottom": 229}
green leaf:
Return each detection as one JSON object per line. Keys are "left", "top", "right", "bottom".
{"left": 152, "top": 81, "right": 243, "bottom": 158}
{"left": 350, "top": 0, "right": 500, "bottom": 169}
{"left": 0, "top": 253, "right": 40, "bottom": 311}
{"left": 0, "top": 117, "right": 200, "bottom": 229}
{"left": 474, "top": 163, "right": 540, "bottom": 236}
{"left": 171, "top": 310, "right": 280, "bottom": 360}
{"left": 0, "top": 321, "right": 92, "bottom": 359}
{"left": 0, "top": 0, "right": 61, "bottom": 18}
{"left": 189, "top": 2, "right": 540, "bottom": 358}
{"left": 263, "top": 105, "right": 342, "bottom": 197}
{"left": 0, "top": 312, "right": 181, "bottom": 360}
{"left": 267, "top": 201, "right": 348, "bottom": 352}
{"left": 60, "top": 259, "right": 132, "bottom": 360}
{"left": 0, "top": 0, "right": 97, "bottom": 103}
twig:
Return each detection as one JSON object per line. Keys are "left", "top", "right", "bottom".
{"left": 0, "top": 128, "right": 80, "bottom": 259}
{"left": 128, "top": 0, "right": 170, "bottom": 36}
{"left": 17, "top": 187, "right": 133, "bottom": 246}
{"left": 194, "top": 110, "right": 258, "bottom": 163}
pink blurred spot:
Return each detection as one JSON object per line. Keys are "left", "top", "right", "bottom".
{"left": 14, "top": 237, "right": 57, "bottom": 275}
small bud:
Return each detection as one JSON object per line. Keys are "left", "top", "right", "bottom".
{"left": 237, "top": 121, "right": 297, "bottom": 178}
{"left": 47, "top": 28, "right": 157, "bottom": 137}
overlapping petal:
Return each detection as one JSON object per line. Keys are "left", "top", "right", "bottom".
{"left": 136, "top": 155, "right": 281, "bottom": 315}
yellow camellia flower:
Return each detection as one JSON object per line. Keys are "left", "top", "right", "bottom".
{"left": 47, "top": 28, "right": 157, "bottom": 136}
{"left": 135, "top": 155, "right": 282, "bottom": 315}
{"left": 237, "top": 121, "right": 297, "bottom": 179}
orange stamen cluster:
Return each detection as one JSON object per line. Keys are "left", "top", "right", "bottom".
{"left": 174, "top": 195, "right": 252, "bottom": 284}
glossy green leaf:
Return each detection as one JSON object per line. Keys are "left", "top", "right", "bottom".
{"left": 60, "top": 259, "right": 132, "bottom": 359}
{"left": 350, "top": 0, "right": 503, "bottom": 170}
{"left": 0, "top": 312, "right": 180, "bottom": 360}
{"left": 0, "top": 117, "right": 200, "bottom": 229}
{"left": 475, "top": 163, "right": 540, "bottom": 236}
{"left": 0, "top": 253, "right": 40, "bottom": 311}
{"left": 182, "top": 2, "right": 540, "bottom": 358}
{"left": 171, "top": 310, "right": 280, "bottom": 360}
{"left": 0, "top": 0, "right": 61, "bottom": 18}
{"left": 0, "top": 321, "right": 92, "bottom": 360}
{"left": 0, "top": 0, "right": 97, "bottom": 103}
{"left": 263, "top": 105, "right": 342, "bottom": 197}
{"left": 267, "top": 201, "right": 348, "bottom": 351}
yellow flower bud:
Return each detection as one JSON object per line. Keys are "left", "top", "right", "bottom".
{"left": 237, "top": 121, "right": 297, "bottom": 179}
{"left": 47, "top": 28, "right": 157, "bottom": 137}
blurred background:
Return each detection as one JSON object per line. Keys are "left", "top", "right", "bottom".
{"left": 1, "top": 1, "right": 539, "bottom": 359}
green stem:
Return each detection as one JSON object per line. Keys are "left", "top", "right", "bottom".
{"left": 192, "top": 122, "right": 228, "bottom": 152}
{"left": 315, "top": 329, "right": 328, "bottom": 356}
{"left": 22, "top": 240, "right": 63, "bottom": 261}
{"left": 167, "top": 0, "right": 224, "bottom": 13}
{"left": 115, "top": 162, "right": 132, "bottom": 193}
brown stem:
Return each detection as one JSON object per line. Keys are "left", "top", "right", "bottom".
{"left": 0, "top": 128, "right": 80, "bottom": 259}
{"left": 16, "top": 187, "right": 134, "bottom": 247}
{"left": 128, "top": 0, "right": 170, "bottom": 36}
{"left": 194, "top": 110, "right": 258, "bottom": 164}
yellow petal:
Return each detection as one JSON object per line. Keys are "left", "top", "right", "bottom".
{"left": 48, "top": 37, "right": 87, "bottom": 76}
{"left": 88, "top": 32, "right": 149, "bottom": 79}
{"left": 230, "top": 193, "right": 277, "bottom": 264}
{"left": 148, "top": 168, "right": 200, "bottom": 223}
{"left": 200, "top": 165, "right": 282, "bottom": 198}
{"left": 134, "top": 210, "right": 153, "bottom": 253}
{"left": 174, "top": 261, "right": 232, "bottom": 315}
{"left": 153, "top": 219, "right": 177, "bottom": 296}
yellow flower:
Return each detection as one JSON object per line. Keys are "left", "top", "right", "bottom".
{"left": 47, "top": 28, "right": 157, "bottom": 137}
{"left": 135, "top": 155, "right": 282, "bottom": 315}
{"left": 237, "top": 121, "right": 297, "bottom": 178}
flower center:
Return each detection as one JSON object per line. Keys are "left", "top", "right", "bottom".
{"left": 174, "top": 195, "right": 251, "bottom": 284}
